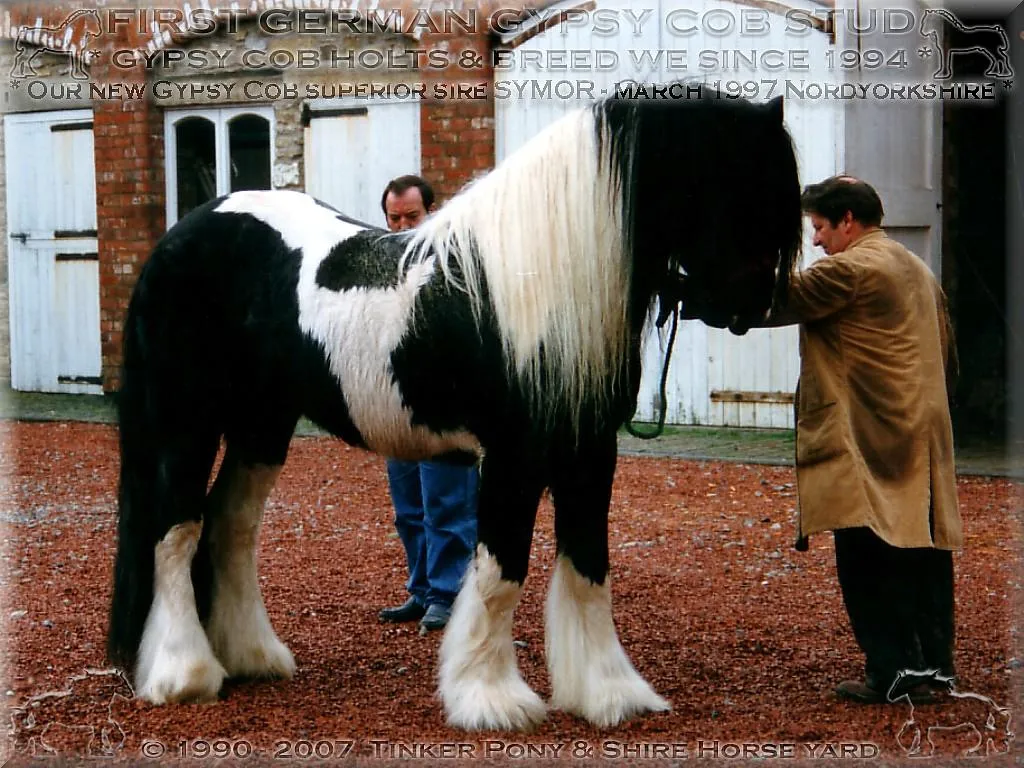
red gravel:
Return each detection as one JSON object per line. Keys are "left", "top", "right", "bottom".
{"left": 1, "top": 421, "right": 1020, "bottom": 765}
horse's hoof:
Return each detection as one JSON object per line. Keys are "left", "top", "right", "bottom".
{"left": 137, "top": 658, "right": 227, "bottom": 704}
{"left": 552, "top": 678, "right": 670, "bottom": 728}
{"left": 218, "top": 636, "right": 296, "bottom": 680}
{"left": 442, "top": 679, "right": 547, "bottom": 731}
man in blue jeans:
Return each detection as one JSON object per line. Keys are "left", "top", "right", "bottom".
{"left": 377, "top": 175, "right": 479, "bottom": 632}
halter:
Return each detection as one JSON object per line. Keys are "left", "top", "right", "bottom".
{"left": 623, "top": 274, "right": 686, "bottom": 440}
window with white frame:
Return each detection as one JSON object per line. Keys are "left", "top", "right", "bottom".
{"left": 164, "top": 106, "right": 274, "bottom": 227}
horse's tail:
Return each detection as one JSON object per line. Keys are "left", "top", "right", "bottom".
{"left": 107, "top": 290, "right": 161, "bottom": 671}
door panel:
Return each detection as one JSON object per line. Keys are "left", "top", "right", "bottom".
{"left": 304, "top": 100, "right": 421, "bottom": 228}
{"left": 838, "top": 0, "right": 943, "bottom": 272}
{"left": 5, "top": 109, "right": 101, "bottom": 393}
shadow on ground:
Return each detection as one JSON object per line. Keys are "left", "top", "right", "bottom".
{"left": 1, "top": 387, "right": 1020, "bottom": 478}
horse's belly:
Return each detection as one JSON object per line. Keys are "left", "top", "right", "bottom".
{"left": 333, "top": 372, "right": 475, "bottom": 459}
{"left": 300, "top": 265, "right": 481, "bottom": 461}
{"left": 362, "top": 419, "right": 482, "bottom": 462}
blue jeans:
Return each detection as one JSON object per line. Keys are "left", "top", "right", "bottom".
{"left": 386, "top": 458, "right": 478, "bottom": 609}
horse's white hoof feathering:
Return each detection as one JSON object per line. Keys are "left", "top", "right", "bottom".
{"left": 441, "top": 678, "right": 547, "bottom": 731}
{"left": 439, "top": 546, "right": 545, "bottom": 731}
{"left": 545, "top": 555, "right": 671, "bottom": 727}
{"left": 134, "top": 522, "right": 227, "bottom": 704}
{"left": 553, "top": 678, "right": 670, "bottom": 728}
{"left": 136, "top": 654, "right": 226, "bottom": 704}
{"left": 210, "top": 629, "right": 296, "bottom": 681}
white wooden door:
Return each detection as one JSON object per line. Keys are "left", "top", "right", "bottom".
{"left": 303, "top": 99, "right": 421, "bottom": 228}
{"left": 646, "top": 3, "right": 841, "bottom": 429}
{"left": 5, "top": 109, "right": 101, "bottom": 394}
{"left": 494, "top": 0, "right": 840, "bottom": 427}
{"left": 837, "top": 0, "right": 943, "bottom": 272}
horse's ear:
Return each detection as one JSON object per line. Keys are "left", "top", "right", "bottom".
{"left": 767, "top": 95, "right": 784, "bottom": 123}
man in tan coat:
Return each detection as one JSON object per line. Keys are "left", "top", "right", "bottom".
{"left": 762, "top": 176, "right": 962, "bottom": 703}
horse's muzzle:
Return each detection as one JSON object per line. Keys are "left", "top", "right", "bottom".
{"left": 727, "top": 317, "right": 751, "bottom": 336}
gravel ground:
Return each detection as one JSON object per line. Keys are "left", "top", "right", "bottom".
{"left": 1, "top": 421, "right": 1021, "bottom": 766}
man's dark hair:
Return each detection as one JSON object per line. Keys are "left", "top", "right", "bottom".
{"left": 800, "top": 175, "right": 884, "bottom": 228}
{"left": 380, "top": 174, "right": 435, "bottom": 214}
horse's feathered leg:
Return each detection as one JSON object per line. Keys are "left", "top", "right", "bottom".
{"left": 12, "top": 45, "right": 38, "bottom": 79}
{"left": 939, "top": 52, "right": 954, "bottom": 79}
{"left": 439, "top": 452, "right": 547, "bottom": 731}
{"left": 135, "top": 519, "right": 227, "bottom": 703}
{"left": 70, "top": 51, "right": 87, "bottom": 80}
{"left": 200, "top": 447, "right": 295, "bottom": 680}
{"left": 109, "top": 291, "right": 227, "bottom": 703}
{"left": 545, "top": 430, "right": 670, "bottom": 726}
{"left": 10, "top": 46, "right": 22, "bottom": 78}
{"left": 113, "top": 420, "right": 227, "bottom": 703}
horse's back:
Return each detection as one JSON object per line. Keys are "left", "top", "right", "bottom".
{"left": 133, "top": 190, "right": 373, "bottom": 348}
{"left": 126, "top": 190, "right": 495, "bottom": 452}
{"left": 125, "top": 193, "right": 368, "bottom": 432}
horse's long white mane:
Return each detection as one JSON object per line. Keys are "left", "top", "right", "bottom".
{"left": 404, "top": 106, "right": 628, "bottom": 424}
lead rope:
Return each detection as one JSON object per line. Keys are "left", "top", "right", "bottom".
{"left": 624, "top": 306, "right": 680, "bottom": 439}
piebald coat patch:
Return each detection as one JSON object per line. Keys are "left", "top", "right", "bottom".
{"left": 214, "top": 191, "right": 479, "bottom": 459}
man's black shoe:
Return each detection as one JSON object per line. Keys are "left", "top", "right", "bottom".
{"left": 379, "top": 597, "right": 426, "bottom": 623}
{"left": 419, "top": 603, "right": 451, "bottom": 632}
{"left": 836, "top": 679, "right": 941, "bottom": 705}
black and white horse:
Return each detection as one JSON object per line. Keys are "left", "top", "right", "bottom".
{"left": 108, "top": 88, "right": 802, "bottom": 730}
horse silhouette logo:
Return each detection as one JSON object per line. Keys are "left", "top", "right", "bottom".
{"left": 889, "top": 669, "right": 1014, "bottom": 758}
{"left": 6, "top": 668, "right": 134, "bottom": 759}
{"left": 918, "top": 9, "right": 1013, "bottom": 82}
{"left": 10, "top": 8, "right": 103, "bottom": 81}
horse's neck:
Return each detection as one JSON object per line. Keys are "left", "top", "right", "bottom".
{"left": 66, "top": 9, "right": 93, "bottom": 25}
{"left": 934, "top": 9, "right": 961, "bottom": 28}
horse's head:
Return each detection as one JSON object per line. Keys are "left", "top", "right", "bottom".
{"left": 71, "top": 9, "right": 103, "bottom": 38}
{"left": 600, "top": 86, "right": 802, "bottom": 335}
{"left": 919, "top": 9, "right": 940, "bottom": 40}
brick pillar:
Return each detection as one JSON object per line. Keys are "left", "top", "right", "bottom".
{"left": 91, "top": 40, "right": 165, "bottom": 392}
{"left": 419, "top": 30, "right": 495, "bottom": 204}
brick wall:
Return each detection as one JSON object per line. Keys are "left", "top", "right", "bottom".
{"left": 91, "top": 42, "right": 166, "bottom": 392}
{"left": 419, "top": 30, "right": 495, "bottom": 203}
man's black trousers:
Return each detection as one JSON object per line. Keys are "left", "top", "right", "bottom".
{"left": 833, "top": 526, "right": 956, "bottom": 693}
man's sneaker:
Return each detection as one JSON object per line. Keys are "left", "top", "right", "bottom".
{"left": 419, "top": 603, "right": 451, "bottom": 632}
{"left": 378, "top": 597, "right": 426, "bottom": 623}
